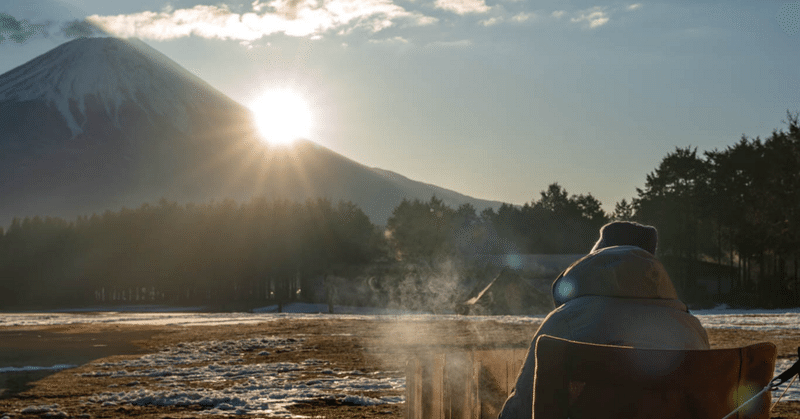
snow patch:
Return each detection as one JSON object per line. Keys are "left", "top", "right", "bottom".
{"left": 0, "top": 309, "right": 545, "bottom": 328}
{"left": 20, "top": 404, "right": 68, "bottom": 417}
{"left": 4, "top": 307, "right": 800, "bottom": 331}
{"left": 2, "top": 308, "right": 799, "bottom": 415}
{"left": 693, "top": 309, "right": 800, "bottom": 331}
{"left": 0, "top": 38, "right": 221, "bottom": 137}
{"left": 0, "top": 364, "right": 76, "bottom": 373}
{"left": 81, "top": 336, "right": 404, "bottom": 417}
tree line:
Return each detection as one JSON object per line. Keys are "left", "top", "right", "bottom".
{"left": 622, "top": 112, "right": 800, "bottom": 307}
{"left": 1, "top": 112, "right": 799, "bottom": 309}
{"left": 385, "top": 186, "right": 607, "bottom": 260}
{"left": 0, "top": 190, "right": 611, "bottom": 311}
{"left": 0, "top": 198, "right": 381, "bottom": 309}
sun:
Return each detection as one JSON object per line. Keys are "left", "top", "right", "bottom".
{"left": 249, "top": 88, "right": 314, "bottom": 145}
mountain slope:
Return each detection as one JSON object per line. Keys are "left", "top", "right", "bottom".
{"left": 0, "top": 37, "right": 255, "bottom": 221}
{"left": 248, "top": 140, "right": 506, "bottom": 224}
{"left": 0, "top": 37, "right": 503, "bottom": 227}
{"left": 0, "top": 38, "right": 234, "bottom": 136}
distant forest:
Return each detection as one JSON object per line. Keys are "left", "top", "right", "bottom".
{"left": 1, "top": 112, "right": 800, "bottom": 310}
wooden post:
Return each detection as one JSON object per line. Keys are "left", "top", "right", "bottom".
{"left": 433, "top": 354, "right": 445, "bottom": 419}
{"left": 406, "top": 348, "right": 527, "bottom": 419}
{"left": 406, "top": 357, "right": 422, "bottom": 419}
{"left": 472, "top": 356, "right": 481, "bottom": 419}
{"left": 443, "top": 351, "right": 470, "bottom": 419}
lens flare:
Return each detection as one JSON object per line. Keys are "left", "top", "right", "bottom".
{"left": 554, "top": 276, "right": 577, "bottom": 303}
{"left": 728, "top": 382, "right": 766, "bottom": 417}
{"left": 504, "top": 254, "right": 523, "bottom": 270}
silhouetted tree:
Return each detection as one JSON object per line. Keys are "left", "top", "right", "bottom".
{"left": 634, "top": 147, "right": 710, "bottom": 298}
{"left": 385, "top": 196, "right": 456, "bottom": 264}
{"left": 526, "top": 183, "right": 608, "bottom": 253}
{"left": 0, "top": 196, "right": 384, "bottom": 309}
{"left": 611, "top": 199, "right": 635, "bottom": 221}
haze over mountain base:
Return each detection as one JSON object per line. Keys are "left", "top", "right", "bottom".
{"left": 0, "top": 37, "right": 503, "bottom": 227}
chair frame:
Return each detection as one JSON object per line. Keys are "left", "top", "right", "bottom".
{"left": 532, "top": 335, "right": 777, "bottom": 419}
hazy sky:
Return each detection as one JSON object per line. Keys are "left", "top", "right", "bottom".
{"left": 2, "top": 0, "right": 799, "bottom": 211}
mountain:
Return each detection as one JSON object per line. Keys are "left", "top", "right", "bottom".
{"left": 0, "top": 37, "right": 503, "bottom": 227}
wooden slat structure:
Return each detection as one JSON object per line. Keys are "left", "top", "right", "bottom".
{"left": 406, "top": 348, "right": 528, "bottom": 419}
{"left": 407, "top": 340, "right": 779, "bottom": 419}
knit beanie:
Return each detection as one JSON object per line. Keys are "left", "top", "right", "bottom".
{"left": 589, "top": 221, "right": 658, "bottom": 255}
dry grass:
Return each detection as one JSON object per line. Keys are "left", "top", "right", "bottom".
{"left": 0, "top": 319, "right": 798, "bottom": 418}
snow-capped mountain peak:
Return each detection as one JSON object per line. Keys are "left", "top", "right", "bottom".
{"left": 0, "top": 37, "right": 231, "bottom": 136}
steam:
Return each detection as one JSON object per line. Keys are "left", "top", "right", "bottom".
{"left": 327, "top": 258, "right": 472, "bottom": 314}
{"left": 379, "top": 259, "right": 467, "bottom": 314}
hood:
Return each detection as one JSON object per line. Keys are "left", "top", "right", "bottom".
{"left": 551, "top": 245, "right": 678, "bottom": 307}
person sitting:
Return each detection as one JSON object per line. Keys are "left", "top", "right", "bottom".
{"left": 496, "top": 221, "right": 709, "bottom": 419}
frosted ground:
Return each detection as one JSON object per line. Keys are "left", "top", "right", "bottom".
{"left": 1, "top": 305, "right": 799, "bottom": 418}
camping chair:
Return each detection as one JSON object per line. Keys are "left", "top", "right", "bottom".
{"left": 531, "top": 335, "right": 778, "bottom": 419}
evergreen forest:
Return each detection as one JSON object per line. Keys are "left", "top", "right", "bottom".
{"left": 2, "top": 112, "right": 800, "bottom": 310}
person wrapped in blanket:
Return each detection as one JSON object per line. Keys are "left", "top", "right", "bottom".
{"left": 496, "top": 221, "right": 710, "bottom": 419}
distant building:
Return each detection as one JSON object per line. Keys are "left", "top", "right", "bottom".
{"left": 660, "top": 256, "right": 739, "bottom": 296}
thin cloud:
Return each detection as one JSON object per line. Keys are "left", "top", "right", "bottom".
{"left": 480, "top": 16, "right": 502, "bottom": 26}
{"left": 551, "top": 10, "right": 565, "bottom": 18}
{"left": 627, "top": 3, "right": 642, "bottom": 11}
{"left": 511, "top": 12, "right": 534, "bottom": 22}
{"left": 61, "top": 19, "right": 106, "bottom": 38}
{"left": 0, "top": 13, "right": 107, "bottom": 44}
{"left": 434, "top": 0, "right": 491, "bottom": 15}
{"left": 0, "top": 13, "right": 49, "bottom": 44}
{"left": 251, "top": 0, "right": 267, "bottom": 12}
{"left": 425, "top": 39, "right": 472, "bottom": 49}
{"left": 570, "top": 6, "right": 609, "bottom": 28}
{"left": 368, "top": 35, "right": 410, "bottom": 43}
{"left": 481, "top": 10, "right": 534, "bottom": 26}
{"left": 86, "top": 0, "right": 437, "bottom": 41}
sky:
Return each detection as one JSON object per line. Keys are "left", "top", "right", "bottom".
{"left": 1, "top": 0, "right": 799, "bottom": 212}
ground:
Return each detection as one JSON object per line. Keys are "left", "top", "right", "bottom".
{"left": 1, "top": 318, "right": 799, "bottom": 418}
